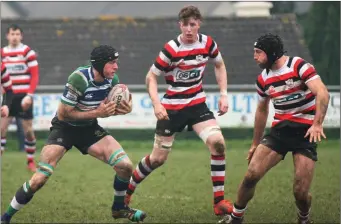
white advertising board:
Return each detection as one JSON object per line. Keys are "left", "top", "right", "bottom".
{"left": 8, "top": 92, "right": 340, "bottom": 130}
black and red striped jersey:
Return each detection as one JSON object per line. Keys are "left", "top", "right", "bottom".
{"left": 1, "top": 43, "right": 39, "bottom": 94}
{"left": 150, "top": 33, "right": 223, "bottom": 110}
{"left": 256, "top": 56, "right": 320, "bottom": 127}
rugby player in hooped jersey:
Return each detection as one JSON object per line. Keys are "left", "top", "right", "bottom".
{"left": 1, "top": 24, "right": 40, "bottom": 171}
{"left": 229, "top": 34, "right": 330, "bottom": 224}
{"left": 1, "top": 45, "right": 147, "bottom": 223}
{"left": 125, "top": 5, "right": 233, "bottom": 218}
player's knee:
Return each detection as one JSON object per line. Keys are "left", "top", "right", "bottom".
{"left": 150, "top": 135, "right": 173, "bottom": 168}
{"left": 206, "top": 133, "right": 226, "bottom": 155}
{"left": 294, "top": 189, "right": 309, "bottom": 202}
{"left": 117, "top": 159, "right": 133, "bottom": 176}
{"left": 293, "top": 182, "right": 309, "bottom": 201}
{"left": 1, "top": 125, "right": 7, "bottom": 134}
{"left": 199, "top": 126, "right": 224, "bottom": 149}
{"left": 31, "top": 162, "right": 54, "bottom": 192}
{"left": 25, "top": 129, "right": 35, "bottom": 140}
{"left": 154, "top": 134, "right": 174, "bottom": 152}
{"left": 29, "top": 175, "right": 47, "bottom": 192}
{"left": 108, "top": 149, "right": 132, "bottom": 174}
{"left": 243, "top": 167, "right": 262, "bottom": 188}
{"left": 209, "top": 138, "right": 226, "bottom": 155}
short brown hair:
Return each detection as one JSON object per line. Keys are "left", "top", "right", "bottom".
{"left": 178, "top": 5, "right": 202, "bottom": 22}
{"left": 7, "top": 24, "right": 23, "bottom": 34}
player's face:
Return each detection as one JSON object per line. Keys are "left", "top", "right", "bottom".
{"left": 254, "top": 48, "right": 268, "bottom": 69}
{"left": 6, "top": 29, "right": 22, "bottom": 47}
{"left": 179, "top": 18, "right": 200, "bottom": 43}
{"left": 103, "top": 59, "right": 118, "bottom": 79}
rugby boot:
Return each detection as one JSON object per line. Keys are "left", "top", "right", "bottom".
{"left": 112, "top": 206, "right": 146, "bottom": 222}
{"left": 1, "top": 213, "right": 12, "bottom": 223}
{"left": 27, "top": 161, "right": 36, "bottom": 172}
{"left": 214, "top": 199, "right": 233, "bottom": 216}
{"left": 297, "top": 217, "right": 314, "bottom": 224}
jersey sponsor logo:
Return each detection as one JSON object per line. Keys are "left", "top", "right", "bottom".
{"left": 6, "top": 64, "right": 27, "bottom": 72}
{"left": 65, "top": 88, "right": 78, "bottom": 101}
{"left": 84, "top": 93, "right": 93, "bottom": 99}
{"left": 261, "top": 138, "right": 267, "bottom": 144}
{"left": 94, "top": 130, "right": 105, "bottom": 137}
{"left": 285, "top": 79, "right": 294, "bottom": 88}
{"left": 274, "top": 93, "right": 304, "bottom": 104}
{"left": 196, "top": 54, "right": 204, "bottom": 62}
{"left": 175, "top": 70, "right": 200, "bottom": 81}
{"left": 200, "top": 112, "right": 210, "bottom": 118}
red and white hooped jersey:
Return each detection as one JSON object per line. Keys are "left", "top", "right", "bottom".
{"left": 256, "top": 56, "right": 320, "bottom": 127}
{"left": 150, "top": 33, "right": 223, "bottom": 110}
{"left": 1, "top": 43, "right": 39, "bottom": 94}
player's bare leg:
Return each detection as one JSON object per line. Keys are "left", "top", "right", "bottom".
{"left": 22, "top": 119, "right": 37, "bottom": 171}
{"left": 1, "top": 145, "right": 66, "bottom": 223}
{"left": 193, "top": 119, "right": 233, "bottom": 217}
{"left": 0, "top": 116, "right": 13, "bottom": 155}
{"left": 88, "top": 135, "right": 146, "bottom": 222}
{"left": 125, "top": 134, "right": 174, "bottom": 205}
{"left": 293, "top": 153, "right": 315, "bottom": 224}
{"left": 231, "top": 145, "right": 283, "bottom": 223}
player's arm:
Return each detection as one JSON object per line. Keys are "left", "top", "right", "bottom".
{"left": 147, "top": 43, "right": 172, "bottom": 107}
{"left": 20, "top": 48, "right": 39, "bottom": 110}
{"left": 209, "top": 37, "right": 229, "bottom": 115}
{"left": 58, "top": 72, "right": 115, "bottom": 120}
{"left": 58, "top": 103, "right": 103, "bottom": 121}
{"left": 209, "top": 38, "right": 228, "bottom": 96}
{"left": 306, "top": 78, "right": 329, "bottom": 126}
{"left": 214, "top": 60, "right": 228, "bottom": 95}
{"left": 304, "top": 77, "right": 329, "bottom": 142}
{"left": 214, "top": 59, "right": 229, "bottom": 115}
{"left": 146, "top": 70, "right": 161, "bottom": 107}
{"left": 297, "top": 61, "right": 330, "bottom": 126}
{"left": 297, "top": 59, "right": 329, "bottom": 141}
{"left": 146, "top": 69, "right": 169, "bottom": 120}
{"left": 26, "top": 48, "right": 39, "bottom": 96}
{"left": 146, "top": 43, "right": 172, "bottom": 120}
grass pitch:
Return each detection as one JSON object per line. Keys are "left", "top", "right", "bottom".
{"left": 1, "top": 138, "right": 340, "bottom": 223}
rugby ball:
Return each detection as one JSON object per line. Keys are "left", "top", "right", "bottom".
{"left": 107, "top": 84, "right": 130, "bottom": 107}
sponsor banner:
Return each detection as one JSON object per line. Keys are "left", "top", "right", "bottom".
{"left": 8, "top": 92, "right": 340, "bottom": 130}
